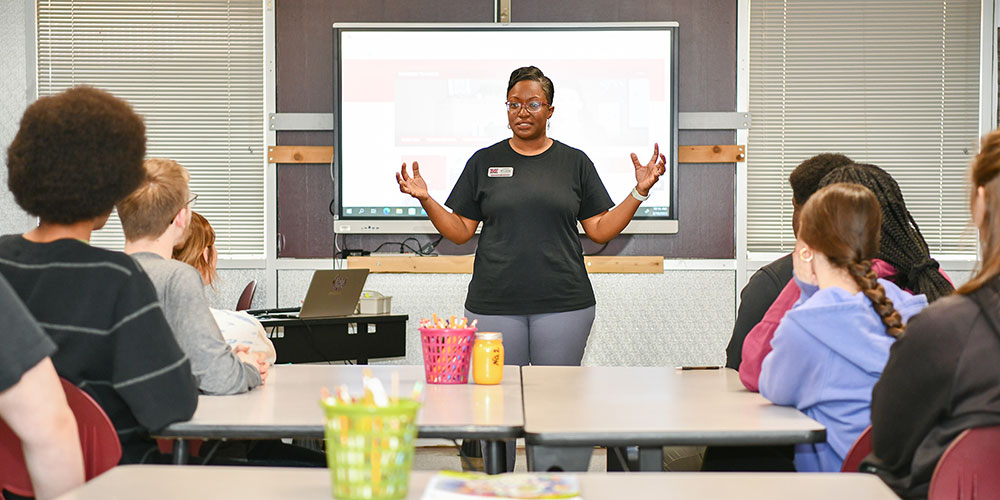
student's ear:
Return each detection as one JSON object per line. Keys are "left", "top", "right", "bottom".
{"left": 173, "top": 207, "right": 189, "bottom": 229}
{"left": 202, "top": 246, "right": 211, "bottom": 264}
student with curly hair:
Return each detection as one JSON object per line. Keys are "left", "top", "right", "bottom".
{"left": 759, "top": 183, "right": 928, "bottom": 472}
{"left": 864, "top": 130, "right": 1000, "bottom": 498}
{"left": 119, "top": 158, "right": 267, "bottom": 394}
{"left": 1, "top": 86, "right": 197, "bottom": 463}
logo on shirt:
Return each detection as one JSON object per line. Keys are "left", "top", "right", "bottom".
{"left": 488, "top": 166, "right": 514, "bottom": 178}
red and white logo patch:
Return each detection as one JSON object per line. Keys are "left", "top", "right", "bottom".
{"left": 488, "top": 166, "right": 514, "bottom": 178}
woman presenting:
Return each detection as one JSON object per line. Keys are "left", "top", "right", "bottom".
{"left": 396, "top": 66, "right": 665, "bottom": 366}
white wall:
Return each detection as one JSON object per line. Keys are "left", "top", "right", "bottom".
{"left": 277, "top": 268, "right": 736, "bottom": 368}
{"left": 0, "top": 0, "right": 36, "bottom": 235}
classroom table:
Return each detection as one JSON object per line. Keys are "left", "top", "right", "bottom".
{"left": 521, "top": 366, "right": 827, "bottom": 472}
{"left": 157, "top": 364, "right": 522, "bottom": 474}
{"left": 55, "top": 465, "right": 901, "bottom": 499}
{"left": 257, "top": 313, "right": 407, "bottom": 364}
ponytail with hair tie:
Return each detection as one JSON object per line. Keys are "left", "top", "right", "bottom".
{"left": 905, "top": 259, "right": 940, "bottom": 288}
{"left": 847, "top": 259, "right": 905, "bottom": 338}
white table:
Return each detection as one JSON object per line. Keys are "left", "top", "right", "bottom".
{"left": 158, "top": 365, "right": 523, "bottom": 473}
{"left": 521, "top": 367, "right": 826, "bottom": 471}
{"left": 56, "top": 465, "right": 901, "bottom": 500}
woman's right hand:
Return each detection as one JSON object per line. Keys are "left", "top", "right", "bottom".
{"left": 396, "top": 161, "right": 429, "bottom": 201}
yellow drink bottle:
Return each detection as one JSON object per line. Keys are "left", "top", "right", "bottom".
{"left": 472, "top": 332, "right": 504, "bottom": 384}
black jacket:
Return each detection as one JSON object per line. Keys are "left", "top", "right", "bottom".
{"left": 725, "top": 253, "right": 793, "bottom": 369}
{"left": 864, "top": 278, "right": 1000, "bottom": 499}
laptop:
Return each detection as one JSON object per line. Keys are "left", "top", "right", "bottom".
{"left": 255, "top": 269, "right": 369, "bottom": 320}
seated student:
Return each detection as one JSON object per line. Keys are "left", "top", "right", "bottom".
{"left": 727, "top": 153, "right": 854, "bottom": 369}
{"left": 864, "top": 130, "right": 1000, "bottom": 498}
{"left": 1, "top": 85, "right": 198, "bottom": 463}
{"left": 0, "top": 276, "right": 84, "bottom": 500}
{"left": 759, "top": 183, "right": 928, "bottom": 472}
{"left": 740, "top": 162, "right": 953, "bottom": 391}
{"left": 118, "top": 158, "right": 267, "bottom": 394}
{"left": 706, "top": 153, "right": 853, "bottom": 473}
{"left": 173, "top": 211, "right": 276, "bottom": 364}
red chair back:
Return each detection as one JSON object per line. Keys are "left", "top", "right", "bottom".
{"left": 929, "top": 425, "right": 1000, "bottom": 500}
{"left": 0, "top": 378, "right": 121, "bottom": 498}
{"left": 841, "top": 425, "right": 873, "bottom": 472}
{"left": 236, "top": 280, "right": 257, "bottom": 311}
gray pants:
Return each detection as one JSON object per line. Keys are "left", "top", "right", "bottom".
{"left": 467, "top": 305, "right": 596, "bottom": 471}
{"left": 464, "top": 305, "right": 596, "bottom": 366}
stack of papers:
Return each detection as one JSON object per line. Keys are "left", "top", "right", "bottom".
{"left": 422, "top": 471, "right": 582, "bottom": 500}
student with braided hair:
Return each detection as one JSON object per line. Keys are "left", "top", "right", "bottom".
{"left": 818, "top": 163, "right": 954, "bottom": 302}
{"left": 758, "top": 183, "right": 928, "bottom": 473}
{"left": 739, "top": 162, "right": 953, "bottom": 392}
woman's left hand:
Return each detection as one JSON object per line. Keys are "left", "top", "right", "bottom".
{"left": 630, "top": 142, "right": 667, "bottom": 196}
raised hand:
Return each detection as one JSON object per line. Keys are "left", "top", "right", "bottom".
{"left": 396, "top": 161, "right": 429, "bottom": 201}
{"left": 630, "top": 143, "right": 667, "bottom": 196}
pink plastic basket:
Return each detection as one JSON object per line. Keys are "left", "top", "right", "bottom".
{"left": 419, "top": 327, "right": 476, "bottom": 384}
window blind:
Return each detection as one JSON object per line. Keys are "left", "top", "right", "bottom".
{"left": 748, "top": 0, "right": 980, "bottom": 256}
{"left": 36, "top": 0, "right": 265, "bottom": 257}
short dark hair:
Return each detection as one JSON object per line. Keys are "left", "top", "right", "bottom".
{"left": 819, "top": 163, "right": 954, "bottom": 302}
{"left": 507, "top": 66, "right": 554, "bottom": 104}
{"left": 788, "top": 153, "right": 854, "bottom": 206}
{"left": 7, "top": 86, "right": 146, "bottom": 224}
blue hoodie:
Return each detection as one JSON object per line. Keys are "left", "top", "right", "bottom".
{"left": 759, "top": 276, "right": 928, "bottom": 472}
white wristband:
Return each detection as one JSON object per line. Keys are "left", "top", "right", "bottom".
{"left": 631, "top": 187, "right": 649, "bottom": 202}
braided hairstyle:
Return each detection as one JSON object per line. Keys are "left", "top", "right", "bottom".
{"left": 818, "top": 163, "right": 954, "bottom": 302}
{"left": 799, "top": 183, "right": 905, "bottom": 338}
{"left": 959, "top": 129, "right": 1000, "bottom": 294}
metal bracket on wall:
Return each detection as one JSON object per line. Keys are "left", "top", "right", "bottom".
{"left": 268, "top": 113, "right": 334, "bottom": 131}
{"left": 678, "top": 112, "right": 751, "bottom": 130}
{"left": 269, "top": 112, "right": 751, "bottom": 132}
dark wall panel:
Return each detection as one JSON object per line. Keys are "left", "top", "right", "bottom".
{"left": 275, "top": 0, "right": 737, "bottom": 259}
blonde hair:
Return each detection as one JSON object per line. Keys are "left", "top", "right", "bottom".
{"left": 173, "top": 211, "right": 217, "bottom": 286}
{"left": 118, "top": 158, "right": 190, "bottom": 240}
{"left": 959, "top": 129, "right": 1000, "bottom": 294}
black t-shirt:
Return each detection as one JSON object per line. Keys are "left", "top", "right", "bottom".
{"left": 446, "top": 139, "right": 614, "bottom": 315}
{"left": 0, "top": 274, "right": 56, "bottom": 392}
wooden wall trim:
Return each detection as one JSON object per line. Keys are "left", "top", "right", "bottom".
{"left": 268, "top": 145, "right": 746, "bottom": 164}
{"left": 346, "top": 255, "right": 664, "bottom": 273}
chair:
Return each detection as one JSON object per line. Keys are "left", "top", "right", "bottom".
{"left": 928, "top": 425, "right": 1000, "bottom": 500}
{"left": 840, "top": 425, "right": 873, "bottom": 473}
{"left": 0, "top": 378, "right": 121, "bottom": 499}
{"left": 236, "top": 279, "right": 257, "bottom": 311}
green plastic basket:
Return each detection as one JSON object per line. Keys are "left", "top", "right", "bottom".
{"left": 322, "top": 398, "right": 421, "bottom": 500}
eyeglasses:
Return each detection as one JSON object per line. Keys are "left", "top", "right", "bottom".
{"left": 505, "top": 101, "right": 549, "bottom": 113}
{"left": 187, "top": 193, "right": 199, "bottom": 208}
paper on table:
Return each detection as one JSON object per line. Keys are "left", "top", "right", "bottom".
{"left": 421, "top": 471, "right": 582, "bottom": 500}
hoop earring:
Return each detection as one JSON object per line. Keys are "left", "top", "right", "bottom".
{"left": 507, "top": 124, "right": 511, "bottom": 130}
{"left": 798, "top": 246, "right": 814, "bottom": 263}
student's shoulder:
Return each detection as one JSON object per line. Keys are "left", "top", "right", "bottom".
{"left": 746, "top": 254, "right": 794, "bottom": 292}
{"left": 138, "top": 254, "right": 204, "bottom": 290}
{"left": 0, "top": 234, "right": 141, "bottom": 278}
{"left": 904, "top": 292, "right": 978, "bottom": 343}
